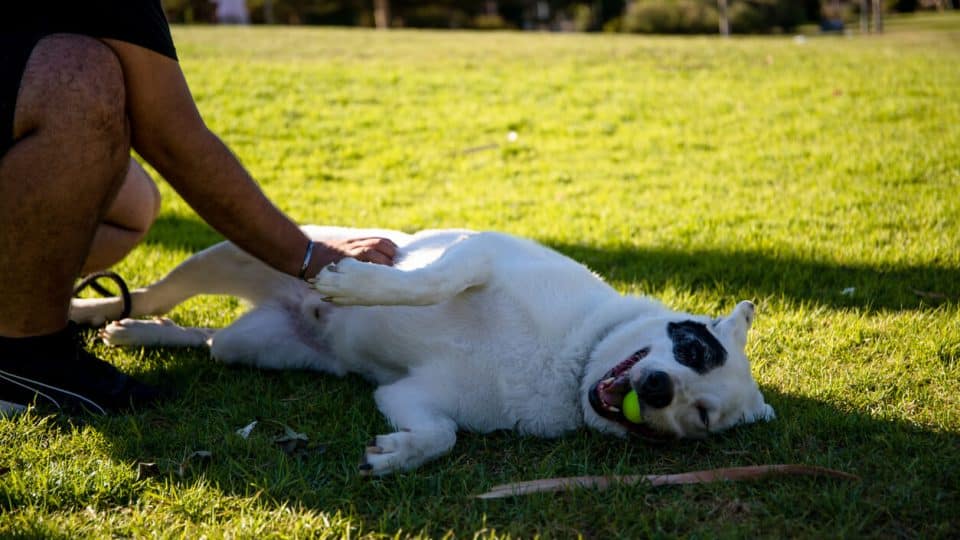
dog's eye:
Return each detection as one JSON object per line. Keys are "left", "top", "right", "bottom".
{"left": 697, "top": 406, "right": 710, "bottom": 429}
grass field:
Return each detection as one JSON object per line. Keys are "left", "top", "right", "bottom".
{"left": 2, "top": 20, "right": 960, "bottom": 538}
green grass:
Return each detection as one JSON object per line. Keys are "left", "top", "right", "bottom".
{"left": 3, "top": 22, "right": 960, "bottom": 538}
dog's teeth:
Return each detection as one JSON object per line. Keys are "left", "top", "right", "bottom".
{"left": 609, "top": 406, "right": 620, "bottom": 413}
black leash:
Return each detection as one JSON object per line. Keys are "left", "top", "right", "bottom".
{"left": 73, "top": 271, "right": 132, "bottom": 320}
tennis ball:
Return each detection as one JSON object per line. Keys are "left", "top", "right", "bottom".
{"left": 622, "top": 390, "right": 642, "bottom": 423}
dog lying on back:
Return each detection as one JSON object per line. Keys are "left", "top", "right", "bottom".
{"left": 71, "top": 227, "right": 775, "bottom": 475}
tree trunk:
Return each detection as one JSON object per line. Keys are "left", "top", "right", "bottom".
{"left": 263, "top": 0, "right": 274, "bottom": 24}
{"left": 374, "top": 0, "right": 390, "bottom": 29}
{"left": 718, "top": 0, "right": 729, "bottom": 36}
{"left": 872, "top": 0, "right": 883, "bottom": 32}
{"left": 860, "top": 0, "right": 869, "bottom": 33}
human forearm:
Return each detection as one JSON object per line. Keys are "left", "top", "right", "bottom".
{"left": 102, "top": 39, "right": 307, "bottom": 275}
{"left": 140, "top": 126, "right": 310, "bottom": 276}
{"left": 104, "top": 39, "right": 395, "bottom": 275}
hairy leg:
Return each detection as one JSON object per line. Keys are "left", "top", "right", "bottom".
{"left": 82, "top": 158, "right": 161, "bottom": 274}
{"left": 0, "top": 34, "right": 130, "bottom": 337}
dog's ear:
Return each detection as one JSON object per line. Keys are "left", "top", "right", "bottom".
{"left": 716, "top": 300, "right": 755, "bottom": 349}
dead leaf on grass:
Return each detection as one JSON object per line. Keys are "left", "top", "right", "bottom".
{"left": 235, "top": 420, "right": 258, "bottom": 439}
{"left": 272, "top": 424, "right": 311, "bottom": 457}
{"left": 136, "top": 462, "right": 160, "bottom": 481}
{"left": 913, "top": 289, "right": 947, "bottom": 300}
{"left": 263, "top": 421, "right": 325, "bottom": 458}
{"left": 176, "top": 450, "right": 213, "bottom": 478}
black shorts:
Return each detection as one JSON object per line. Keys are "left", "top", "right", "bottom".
{"left": 0, "top": 33, "right": 44, "bottom": 158}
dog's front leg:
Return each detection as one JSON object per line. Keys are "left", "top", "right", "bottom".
{"left": 362, "top": 377, "right": 458, "bottom": 476}
{"left": 312, "top": 233, "right": 493, "bottom": 306}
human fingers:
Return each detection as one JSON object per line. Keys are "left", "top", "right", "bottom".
{"left": 346, "top": 238, "right": 397, "bottom": 265}
{"left": 353, "top": 247, "right": 394, "bottom": 266}
{"left": 350, "top": 237, "right": 398, "bottom": 253}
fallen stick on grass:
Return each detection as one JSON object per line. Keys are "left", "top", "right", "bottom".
{"left": 474, "top": 464, "right": 859, "bottom": 499}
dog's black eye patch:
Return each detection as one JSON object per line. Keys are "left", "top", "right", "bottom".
{"left": 667, "top": 321, "right": 726, "bottom": 374}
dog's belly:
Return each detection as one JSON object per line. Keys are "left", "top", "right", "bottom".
{"left": 321, "top": 282, "right": 605, "bottom": 435}
{"left": 324, "top": 289, "right": 525, "bottom": 378}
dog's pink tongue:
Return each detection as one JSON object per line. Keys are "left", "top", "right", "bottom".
{"left": 599, "top": 389, "right": 620, "bottom": 407}
{"left": 599, "top": 376, "right": 631, "bottom": 406}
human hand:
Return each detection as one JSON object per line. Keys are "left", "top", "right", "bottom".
{"left": 306, "top": 237, "right": 398, "bottom": 277}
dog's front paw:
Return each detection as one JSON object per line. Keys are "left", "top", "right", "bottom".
{"left": 310, "top": 258, "right": 398, "bottom": 306}
{"left": 359, "top": 431, "right": 423, "bottom": 476}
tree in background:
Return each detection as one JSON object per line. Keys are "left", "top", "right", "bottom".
{"left": 163, "top": 0, "right": 217, "bottom": 22}
{"left": 374, "top": 0, "right": 390, "bottom": 27}
{"left": 159, "top": 0, "right": 955, "bottom": 31}
{"left": 620, "top": 0, "right": 808, "bottom": 34}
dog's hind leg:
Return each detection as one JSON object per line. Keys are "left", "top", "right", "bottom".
{"left": 101, "top": 300, "right": 341, "bottom": 373}
{"left": 70, "top": 241, "right": 297, "bottom": 326}
{"left": 208, "top": 303, "right": 343, "bottom": 373}
{"left": 361, "top": 376, "right": 459, "bottom": 475}
{"left": 312, "top": 233, "right": 495, "bottom": 306}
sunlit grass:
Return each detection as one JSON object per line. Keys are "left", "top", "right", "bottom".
{"left": 2, "top": 23, "right": 959, "bottom": 538}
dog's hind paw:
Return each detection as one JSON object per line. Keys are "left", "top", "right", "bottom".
{"left": 99, "top": 317, "right": 211, "bottom": 348}
{"left": 99, "top": 318, "right": 169, "bottom": 347}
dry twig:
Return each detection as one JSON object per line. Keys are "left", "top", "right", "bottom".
{"left": 475, "top": 464, "right": 859, "bottom": 499}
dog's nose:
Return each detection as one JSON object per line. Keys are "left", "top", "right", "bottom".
{"left": 637, "top": 370, "right": 673, "bottom": 409}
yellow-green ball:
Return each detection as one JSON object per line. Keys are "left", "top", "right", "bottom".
{"left": 622, "top": 390, "right": 642, "bottom": 423}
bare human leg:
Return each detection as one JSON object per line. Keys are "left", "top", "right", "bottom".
{"left": 0, "top": 34, "right": 130, "bottom": 336}
{"left": 82, "top": 158, "right": 161, "bottom": 274}
{"left": 0, "top": 34, "right": 160, "bottom": 413}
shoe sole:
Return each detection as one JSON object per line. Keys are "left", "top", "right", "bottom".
{"left": 0, "top": 399, "right": 26, "bottom": 417}
{"left": 0, "top": 368, "right": 107, "bottom": 415}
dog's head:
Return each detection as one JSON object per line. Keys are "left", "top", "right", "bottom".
{"left": 581, "top": 300, "right": 774, "bottom": 441}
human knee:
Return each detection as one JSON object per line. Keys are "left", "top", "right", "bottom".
{"left": 129, "top": 161, "right": 162, "bottom": 231}
{"left": 19, "top": 35, "right": 127, "bottom": 143}
{"left": 146, "top": 175, "right": 161, "bottom": 224}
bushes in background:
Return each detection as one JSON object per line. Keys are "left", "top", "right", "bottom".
{"left": 621, "top": 1, "right": 719, "bottom": 33}
{"left": 620, "top": 0, "right": 811, "bottom": 34}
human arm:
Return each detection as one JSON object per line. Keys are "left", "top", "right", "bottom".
{"left": 100, "top": 39, "right": 394, "bottom": 276}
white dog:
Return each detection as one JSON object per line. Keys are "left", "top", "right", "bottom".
{"left": 70, "top": 227, "right": 775, "bottom": 475}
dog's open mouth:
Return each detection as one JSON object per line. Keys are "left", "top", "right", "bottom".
{"left": 588, "top": 347, "right": 673, "bottom": 443}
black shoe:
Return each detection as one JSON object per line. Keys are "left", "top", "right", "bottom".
{"left": 0, "top": 323, "right": 160, "bottom": 415}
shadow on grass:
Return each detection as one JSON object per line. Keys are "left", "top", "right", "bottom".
{"left": 144, "top": 215, "right": 224, "bottom": 252}
{"left": 138, "top": 215, "right": 957, "bottom": 312}
{"left": 547, "top": 241, "right": 959, "bottom": 312}
{"left": 77, "top": 356, "right": 960, "bottom": 537}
